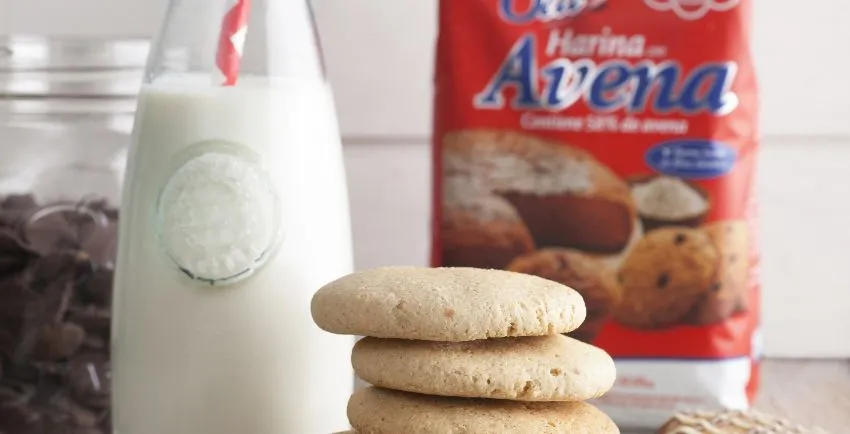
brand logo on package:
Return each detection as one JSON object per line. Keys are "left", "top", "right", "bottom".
{"left": 499, "top": 0, "right": 608, "bottom": 24}
{"left": 473, "top": 31, "right": 739, "bottom": 115}
{"left": 643, "top": 0, "right": 740, "bottom": 20}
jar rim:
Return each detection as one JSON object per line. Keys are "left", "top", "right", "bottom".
{"left": 0, "top": 35, "right": 149, "bottom": 99}
{"left": 1, "top": 35, "right": 150, "bottom": 71}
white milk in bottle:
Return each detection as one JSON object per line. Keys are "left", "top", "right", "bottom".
{"left": 111, "top": 1, "right": 354, "bottom": 433}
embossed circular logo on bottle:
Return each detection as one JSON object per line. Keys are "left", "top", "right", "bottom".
{"left": 156, "top": 142, "right": 280, "bottom": 285}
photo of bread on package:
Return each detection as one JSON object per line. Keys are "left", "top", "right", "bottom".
{"left": 443, "top": 130, "right": 636, "bottom": 255}
{"left": 441, "top": 176, "right": 535, "bottom": 270}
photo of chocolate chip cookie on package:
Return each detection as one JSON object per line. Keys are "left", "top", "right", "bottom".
{"left": 440, "top": 184, "right": 535, "bottom": 270}
{"left": 613, "top": 227, "right": 719, "bottom": 330}
{"left": 442, "top": 130, "right": 637, "bottom": 255}
{"left": 508, "top": 249, "right": 621, "bottom": 344}
{"left": 685, "top": 220, "right": 751, "bottom": 325}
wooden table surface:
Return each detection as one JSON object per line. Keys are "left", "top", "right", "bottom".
{"left": 355, "top": 359, "right": 850, "bottom": 432}
{"left": 754, "top": 359, "right": 850, "bottom": 433}
{"left": 620, "top": 359, "right": 850, "bottom": 434}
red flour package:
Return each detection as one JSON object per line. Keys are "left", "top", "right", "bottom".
{"left": 431, "top": 0, "right": 761, "bottom": 428}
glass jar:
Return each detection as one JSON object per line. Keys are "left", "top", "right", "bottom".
{"left": 0, "top": 35, "right": 147, "bottom": 434}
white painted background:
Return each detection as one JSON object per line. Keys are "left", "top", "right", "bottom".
{"left": 1, "top": 0, "right": 848, "bottom": 358}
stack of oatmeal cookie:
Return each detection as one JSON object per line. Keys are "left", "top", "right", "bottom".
{"left": 311, "top": 266, "right": 620, "bottom": 433}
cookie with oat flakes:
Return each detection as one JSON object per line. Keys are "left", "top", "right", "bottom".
{"left": 658, "top": 409, "right": 827, "bottom": 433}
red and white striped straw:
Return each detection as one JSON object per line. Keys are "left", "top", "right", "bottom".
{"left": 216, "top": 0, "right": 252, "bottom": 86}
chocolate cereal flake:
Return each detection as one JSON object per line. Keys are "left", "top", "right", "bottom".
{"left": 0, "top": 195, "right": 118, "bottom": 433}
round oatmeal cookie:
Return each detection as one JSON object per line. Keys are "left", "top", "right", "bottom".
{"left": 685, "top": 220, "right": 750, "bottom": 325}
{"left": 348, "top": 387, "right": 620, "bottom": 434}
{"left": 613, "top": 227, "right": 719, "bottom": 329}
{"left": 442, "top": 129, "right": 636, "bottom": 254}
{"left": 441, "top": 187, "right": 535, "bottom": 269}
{"left": 507, "top": 249, "right": 621, "bottom": 343}
{"left": 352, "top": 334, "right": 615, "bottom": 402}
{"left": 311, "top": 267, "right": 586, "bottom": 341}
{"left": 658, "top": 409, "right": 826, "bottom": 433}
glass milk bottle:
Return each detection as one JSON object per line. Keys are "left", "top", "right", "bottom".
{"left": 110, "top": 1, "right": 355, "bottom": 433}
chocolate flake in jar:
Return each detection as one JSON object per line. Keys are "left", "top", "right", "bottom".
{"left": 0, "top": 383, "right": 42, "bottom": 432}
{"left": 0, "top": 194, "right": 118, "bottom": 433}
{"left": 27, "top": 253, "right": 95, "bottom": 292}
{"left": 0, "top": 195, "right": 37, "bottom": 228}
{"left": 31, "top": 323, "right": 87, "bottom": 362}
{"left": 67, "top": 307, "right": 111, "bottom": 338}
{"left": 23, "top": 203, "right": 110, "bottom": 256}
{"left": 23, "top": 213, "right": 81, "bottom": 255}
{"left": 0, "top": 230, "right": 39, "bottom": 277}
{"left": 78, "top": 269, "right": 114, "bottom": 306}
{"left": 0, "top": 277, "right": 32, "bottom": 322}
{"left": 66, "top": 355, "right": 110, "bottom": 409}
{"left": 1, "top": 195, "right": 38, "bottom": 211}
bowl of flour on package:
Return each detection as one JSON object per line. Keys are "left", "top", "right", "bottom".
{"left": 628, "top": 174, "right": 712, "bottom": 232}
